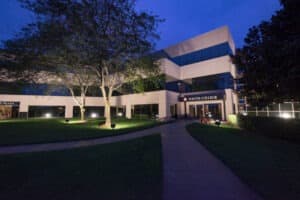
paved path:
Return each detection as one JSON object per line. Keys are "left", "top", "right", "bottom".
{"left": 0, "top": 124, "right": 166, "bottom": 155}
{"left": 161, "top": 120, "right": 262, "bottom": 200}
{"left": 0, "top": 120, "right": 262, "bottom": 200}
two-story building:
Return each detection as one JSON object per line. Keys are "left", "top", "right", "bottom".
{"left": 0, "top": 26, "right": 238, "bottom": 121}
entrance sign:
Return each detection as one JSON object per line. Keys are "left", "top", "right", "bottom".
{"left": 179, "top": 92, "right": 224, "bottom": 102}
{"left": 0, "top": 101, "right": 20, "bottom": 107}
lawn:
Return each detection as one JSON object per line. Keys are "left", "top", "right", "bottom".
{"left": 0, "top": 118, "right": 163, "bottom": 146}
{"left": 186, "top": 123, "right": 300, "bottom": 200}
{"left": 0, "top": 134, "right": 162, "bottom": 200}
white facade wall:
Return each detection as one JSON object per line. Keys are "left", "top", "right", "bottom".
{"left": 159, "top": 58, "right": 181, "bottom": 80}
{"left": 160, "top": 56, "right": 236, "bottom": 81}
{"left": 0, "top": 91, "right": 174, "bottom": 119}
{"left": 180, "top": 56, "right": 235, "bottom": 80}
{"left": 164, "top": 26, "right": 235, "bottom": 57}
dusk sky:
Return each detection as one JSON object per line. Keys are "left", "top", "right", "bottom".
{"left": 0, "top": 0, "right": 281, "bottom": 49}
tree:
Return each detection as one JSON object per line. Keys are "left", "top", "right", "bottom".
{"left": 233, "top": 0, "right": 300, "bottom": 106}
{"left": 82, "top": 0, "right": 161, "bottom": 127}
{"left": 2, "top": 1, "right": 100, "bottom": 121}
{"left": 2, "top": 0, "right": 162, "bottom": 126}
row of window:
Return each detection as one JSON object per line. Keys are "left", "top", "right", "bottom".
{"left": 165, "top": 73, "right": 234, "bottom": 93}
{"left": 15, "top": 105, "right": 159, "bottom": 119}
{"left": 170, "top": 42, "right": 233, "bottom": 66}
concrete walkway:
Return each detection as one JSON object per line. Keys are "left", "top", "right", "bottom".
{"left": 161, "top": 120, "right": 262, "bottom": 200}
{"left": 0, "top": 120, "right": 262, "bottom": 200}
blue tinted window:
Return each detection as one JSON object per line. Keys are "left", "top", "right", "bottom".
{"left": 165, "top": 81, "right": 192, "bottom": 93}
{"left": 192, "top": 73, "right": 234, "bottom": 91}
{"left": 171, "top": 42, "right": 233, "bottom": 66}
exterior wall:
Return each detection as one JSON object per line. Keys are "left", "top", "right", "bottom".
{"left": 159, "top": 58, "right": 180, "bottom": 80}
{"left": 161, "top": 55, "right": 236, "bottom": 82}
{"left": 166, "top": 90, "right": 180, "bottom": 117}
{"left": 0, "top": 90, "right": 171, "bottom": 119}
{"left": 164, "top": 26, "right": 235, "bottom": 57}
{"left": 180, "top": 55, "right": 234, "bottom": 80}
{"left": 224, "top": 89, "right": 239, "bottom": 117}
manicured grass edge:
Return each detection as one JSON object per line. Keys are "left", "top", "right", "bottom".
{"left": 0, "top": 119, "right": 174, "bottom": 147}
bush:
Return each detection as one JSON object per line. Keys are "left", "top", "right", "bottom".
{"left": 238, "top": 115, "right": 300, "bottom": 142}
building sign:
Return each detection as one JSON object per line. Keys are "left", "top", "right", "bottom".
{"left": 179, "top": 93, "right": 224, "bottom": 102}
{"left": 0, "top": 101, "right": 20, "bottom": 107}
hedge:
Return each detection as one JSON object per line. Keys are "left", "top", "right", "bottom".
{"left": 238, "top": 115, "right": 300, "bottom": 143}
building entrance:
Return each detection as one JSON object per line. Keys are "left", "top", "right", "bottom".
{"left": 189, "top": 103, "right": 222, "bottom": 120}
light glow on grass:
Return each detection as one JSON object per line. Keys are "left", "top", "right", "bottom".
{"left": 64, "top": 120, "right": 87, "bottom": 124}
{"left": 96, "top": 121, "right": 152, "bottom": 130}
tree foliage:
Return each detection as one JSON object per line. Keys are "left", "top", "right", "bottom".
{"left": 233, "top": 0, "right": 300, "bottom": 106}
{"left": 2, "top": 0, "right": 162, "bottom": 125}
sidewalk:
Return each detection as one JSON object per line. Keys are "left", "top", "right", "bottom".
{"left": 160, "top": 120, "right": 262, "bottom": 200}
{"left": 0, "top": 120, "right": 263, "bottom": 200}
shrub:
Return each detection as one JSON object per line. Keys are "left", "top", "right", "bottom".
{"left": 238, "top": 115, "right": 300, "bottom": 142}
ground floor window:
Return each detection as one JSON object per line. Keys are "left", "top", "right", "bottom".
{"left": 73, "top": 106, "right": 126, "bottom": 118}
{"left": 132, "top": 104, "right": 158, "bottom": 119}
{"left": 0, "top": 105, "right": 19, "bottom": 119}
{"left": 28, "top": 106, "right": 65, "bottom": 118}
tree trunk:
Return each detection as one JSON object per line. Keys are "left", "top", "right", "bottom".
{"left": 104, "top": 101, "right": 111, "bottom": 128}
{"left": 101, "top": 85, "right": 113, "bottom": 128}
{"left": 80, "top": 106, "right": 85, "bottom": 121}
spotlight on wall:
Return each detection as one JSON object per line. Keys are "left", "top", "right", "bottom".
{"left": 45, "top": 113, "right": 52, "bottom": 118}
{"left": 279, "top": 113, "right": 292, "bottom": 119}
{"left": 117, "top": 112, "right": 123, "bottom": 117}
{"left": 91, "top": 113, "right": 98, "bottom": 119}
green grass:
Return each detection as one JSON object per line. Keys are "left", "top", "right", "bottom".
{"left": 0, "top": 118, "right": 163, "bottom": 146}
{"left": 0, "top": 134, "right": 162, "bottom": 200}
{"left": 186, "top": 123, "right": 300, "bottom": 200}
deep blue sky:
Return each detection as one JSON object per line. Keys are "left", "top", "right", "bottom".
{"left": 0, "top": 0, "right": 281, "bottom": 49}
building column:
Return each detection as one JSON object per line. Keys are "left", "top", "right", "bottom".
{"left": 225, "top": 89, "right": 234, "bottom": 118}
{"left": 221, "top": 101, "right": 225, "bottom": 121}
{"left": 159, "top": 91, "right": 168, "bottom": 119}
{"left": 65, "top": 105, "right": 73, "bottom": 119}
{"left": 19, "top": 103, "right": 29, "bottom": 119}
{"left": 126, "top": 104, "right": 132, "bottom": 119}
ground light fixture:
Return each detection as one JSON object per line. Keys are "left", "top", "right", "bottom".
{"left": 90, "top": 113, "right": 98, "bottom": 119}
{"left": 111, "top": 123, "right": 116, "bottom": 129}
{"left": 215, "top": 119, "right": 221, "bottom": 127}
{"left": 45, "top": 113, "right": 52, "bottom": 118}
{"left": 279, "top": 112, "right": 292, "bottom": 119}
{"left": 242, "top": 112, "right": 248, "bottom": 116}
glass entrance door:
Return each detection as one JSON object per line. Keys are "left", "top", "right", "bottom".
{"left": 196, "top": 105, "right": 204, "bottom": 118}
{"left": 207, "top": 104, "right": 222, "bottom": 120}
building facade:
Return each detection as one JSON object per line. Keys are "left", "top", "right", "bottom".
{"left": 0, "top": 26, "right": 238, "bottom": 121}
